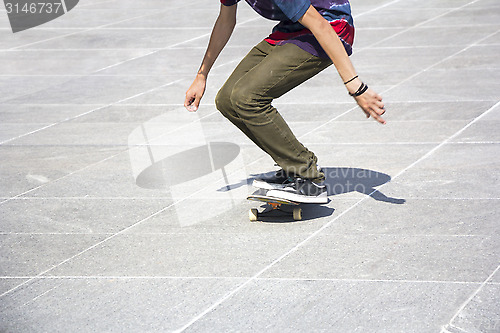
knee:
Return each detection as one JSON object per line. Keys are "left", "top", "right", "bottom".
{"left": 230, "top": 83, "right": 258, "bottom": 112}
{"left": 215, "top": 84, "right": 257, "bottom": 117}
{"left": 215, "top": 87, "right": 232, "bottom": 115}
{"left": 216, "top": 82, "right": 267, "bottom": 118}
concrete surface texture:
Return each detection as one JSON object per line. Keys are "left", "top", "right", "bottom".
{"left": 1, "top": 0, "right": 499, "bottom": 332}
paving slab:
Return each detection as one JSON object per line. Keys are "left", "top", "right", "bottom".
{"left": 260, "top": 233, "right": 499, "bottom": 282}
{"left": 442, "top": 283, "right": 500, "bottom": 333}
{"left": 0, "top": 234, "right": 106, "bottom": 276}
{"left": 0, "top": 104, "right": 104, "bottom": 124}
{"left": 0, "top": 198, "right": 171, "bottom": 234}
{"left": 4, "top": 74, "right": 170, "bottom": 105}
{"left": 0, "top": 277, "right": 244, "bottom": 333}
{"left": 386, "top": 144, "right": 500, "bottom": 199}
{"left": 324, "top": 198, "right": 500, "bottom": 237}
{"left": 0, "top": 145, "right": 125, "bottom": 197}
{"left": 0, "top": 49, "right": 155, "bottom": 76}
{"left": 0, "top": 76, "right": 72, "bottom": 104}
{"left": 42, "top": 232, "right": 308, "bottom": 278}
{"left": 186, "top": 279, "right": 478, "bottom": 333}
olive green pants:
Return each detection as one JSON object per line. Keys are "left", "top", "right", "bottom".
{"left": 215, "top": 41, "right": 332, "bottom": 182}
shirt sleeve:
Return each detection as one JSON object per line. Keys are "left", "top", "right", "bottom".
{"left": 273, "top": 0, "right": 311, "bottom": 22}
{"left": 220, "top": 0, "right": 240, "bottom": 6}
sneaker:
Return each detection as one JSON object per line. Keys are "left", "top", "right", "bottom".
{"left": 267, "top": 178, "right": 328, "bottom": 204}
{"left": 252, "top": 169, "right": 295, "bottom": 190}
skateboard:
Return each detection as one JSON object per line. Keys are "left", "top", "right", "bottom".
{"left": 247, "top": 189, "right": 302, "bottom": 221}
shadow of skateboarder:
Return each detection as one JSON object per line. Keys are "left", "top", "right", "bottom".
{"left": 322, "top": 167, "right": 405, "bottom": 204}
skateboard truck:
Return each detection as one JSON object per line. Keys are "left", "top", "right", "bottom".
{"left": 247, "top": 189, "right": 302, "bottom": 221}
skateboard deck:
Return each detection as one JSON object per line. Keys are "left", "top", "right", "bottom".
{"left": 247, "top": 189, "right": 302, "bottom": 221}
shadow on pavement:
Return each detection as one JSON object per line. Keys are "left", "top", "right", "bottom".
{"left": 323, "top": 167, "right": 405, "bottom": 204}
{"left": 251, "top": 204, "right": 335, "bottom": 223}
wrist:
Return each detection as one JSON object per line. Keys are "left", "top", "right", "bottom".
{"left": 345, "top": 77, "right": 362, "bottom": 95}
{"left": 348, "top": 81, "right": 369, "bottom": 97}
{"left": 196, "top": 70, "right": 208, "bottom": 80}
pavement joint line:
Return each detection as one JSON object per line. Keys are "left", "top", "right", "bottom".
{"left": 369, "top": 27, "right": 500, "bottom": 98}
{"left": 0, "top": 41, "right": 242, "bottom": 145}
{"left": 0, "top": 233, "right": 493, "bottom": 237}
{"left": 3, "top": 99, "right": 497, "bottom": 106}
{"left": 0, "top": 78, "right": 184, "bottom": 146}
{"left": 388, "top": 100, "right": 500, "bottom": 182}
{"left": 0, "top": 103, "right": 108, "bottom": 106}
{"left": 5, "top": 41, "right": 499, "bottom": 52}
{"left": 363, "top": 0, "right": 483, "bottom": 50}
{"left": 169, "top": 42, "right": 495, "bottom": 49}
{"left": 382, "top": 197, "right": 500, "bottom": 200}
{"left": 1, "top": 276, "right": 498, "bottom": 285}
{"left": 292, "top": 14, "right": 500, "bottom": 140}
{"left": 351, "top": 0, "right": 404, "bottom": 18}
{"left": 443, "top": 263, "right": 500, "bottom": 331}
{"left": 306, "top": 142, "right": 500, "bottom": 145}
{"left": 91, "top": 16, "right": 260, "bottom": 74}
{"left": 2, "top": 48, "right": 163, "bottom": 52}
{"left": 116, "top": 99, "right": 498, "bottom": 105}
{"left": 78, "top": 0, "right": 118, "bottom": 8}
{"left": 4, "top": 64, "right": 500, "bottom": 77}
{"left": 19, "top": 282, "right": 63, "bottom": 309}
{"left": 3, "top": 197, "right": 500, "bottom": 201}
{"left": 4, "top": 1, "right": 200, "bottom": 51}
{"left": 0, "top": 74, "right": 192, "bottom": 77}
{"left": 0, "top": 27, "right": 217, "bottom": 31}
{"left": 2, "top": 140, "right": 498, "bottom": 148}
{"left": 369, "top": 44, "right": 500, "bottom": 50}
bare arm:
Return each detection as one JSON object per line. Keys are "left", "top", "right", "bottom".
{"left": 298, "top": 6, "right": 386, "bottom": 124}
{"left": 184, "top": 4, "right": 237, "bottom": 112}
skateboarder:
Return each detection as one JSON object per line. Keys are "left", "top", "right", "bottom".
{"left": 184, "top": 0, "right": 386, "bottom": 204}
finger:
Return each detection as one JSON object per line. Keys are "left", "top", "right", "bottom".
{"left": 185, "top": 102, "right": 195, "bottom": 112}
{"left": 375, "top": 100, "right": 385, "bottom": 109}
{"left": 184, "top": 91, "right": 193, "bottom": 107}
{"left": 192, "top": 95, "right": 202, "bottom": 111}
{"left": 187, "top": 102, "right": 197, "bottom": 112}
{"left": 374, "top": 106, "right": 385, "bottom": 115}
{"left": 360, "top": 105, "right": 370, "bottom": 118}
{"left": 371, "top": 109, "right": 386, "bottom": 124}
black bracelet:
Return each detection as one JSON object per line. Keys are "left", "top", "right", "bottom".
{"left": 343, "top": 75, "right": 358, "bottom": 85}
{"left": 349, "top": 82, "right": 369, "bottom": 97}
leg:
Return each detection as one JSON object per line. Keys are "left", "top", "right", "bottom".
{"left": 217, "top": 42, "right": 331, "bottom": 181}
{"left": 215, "top": 41, "right": 273, "bottom": 151}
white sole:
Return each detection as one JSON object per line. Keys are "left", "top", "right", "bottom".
{"left": 267, "top": 189, "right": 328, "bottom": 204}
{"left": 252, "top": 179, "right": 287, "bottom": 190}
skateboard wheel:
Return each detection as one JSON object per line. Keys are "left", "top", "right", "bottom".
{"left": 249, "top": 208, "right": 258, "bottom": 221}
{"left": 293, "top": 208, "right": 302, "bottom": 221}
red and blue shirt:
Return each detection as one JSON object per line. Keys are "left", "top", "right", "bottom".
{"left": 220, "top": 0, "right": 354, "bottom": 57}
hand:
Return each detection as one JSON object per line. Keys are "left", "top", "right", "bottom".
{"left": 354, "top": 87, "right": 386, "bottom": 124}
{"left": 184, "top": 74, "right": 206, "bottom": 112}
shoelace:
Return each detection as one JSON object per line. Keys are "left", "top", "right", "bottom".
{"left": 281, "top": 176, "right": 295, "bottom": 184}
